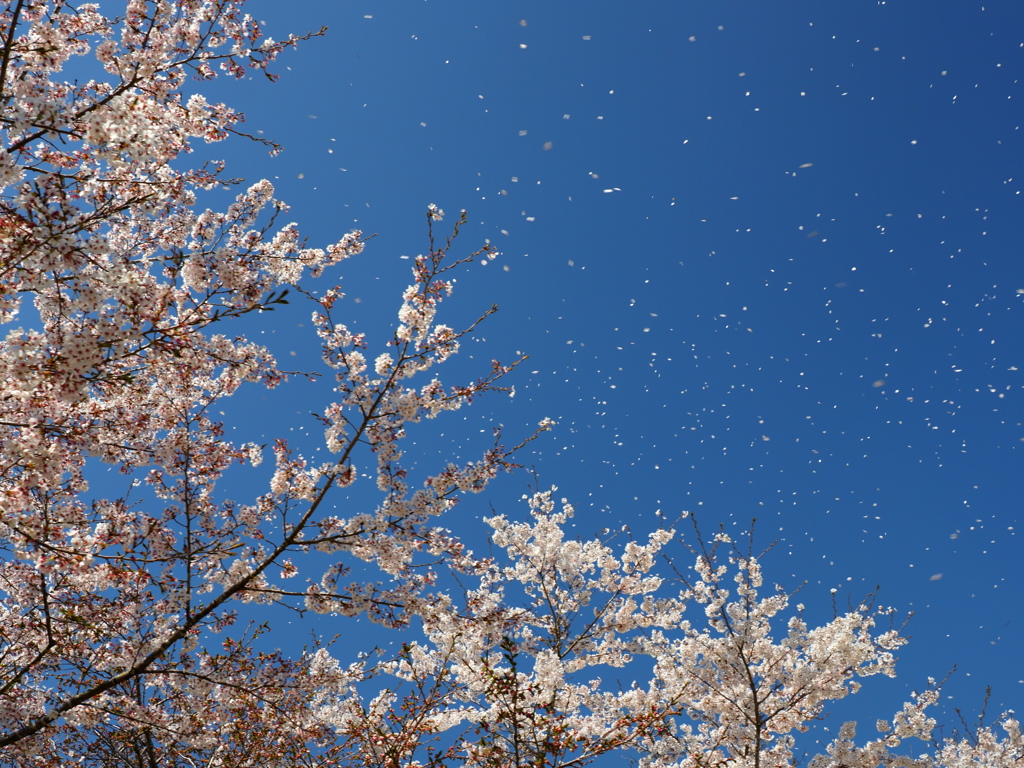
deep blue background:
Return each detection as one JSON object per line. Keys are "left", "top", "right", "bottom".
{"left": 183, "top": 0, "right": 1024, "bottom": 748}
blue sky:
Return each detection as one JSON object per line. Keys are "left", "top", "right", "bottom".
{"left": 196, "top": 0, "right": 1024, "bottom": 735}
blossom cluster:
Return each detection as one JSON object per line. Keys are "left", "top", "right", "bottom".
{"left": 296, "top": 493, "right": 1015, "bottom": 768}
{"left": 330, "top": 491, "right": 1020, "bottom": 768}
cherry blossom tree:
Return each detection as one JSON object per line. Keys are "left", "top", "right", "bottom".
{"left": 323, "top": 491, "right": 1021, "bottom": 768}
{"left": 0, "top": 1, "right": 540, "bottom": 762}
{"left": 0, "top": 2, "right": 1019, "bottom": 768}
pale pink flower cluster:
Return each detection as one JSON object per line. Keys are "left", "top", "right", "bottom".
{"left": 329, "top": 489, "right": 1019, "bottom": 768}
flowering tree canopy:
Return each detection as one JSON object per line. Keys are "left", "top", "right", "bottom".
{"left": 0, "top": 2, "right": 1019, "bottom": 767}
